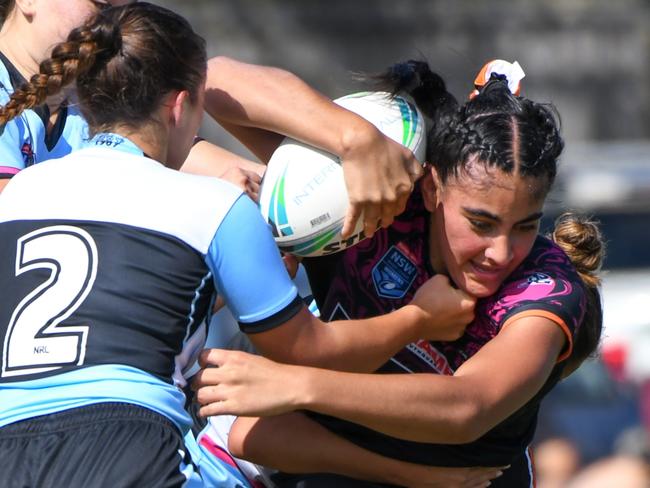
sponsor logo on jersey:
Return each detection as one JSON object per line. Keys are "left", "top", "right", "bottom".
{"left": 406, "top": 340, "right": 454, "bottom": 375}
{"left": 372, "top": 245, "right": 418, "bottom": 299}
{"left": 524, "top": 272, "right": 554, "bottom": 286}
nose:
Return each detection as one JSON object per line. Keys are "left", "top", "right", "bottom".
{"left": 484, "top": 234, "right": 513, "bottom": 267}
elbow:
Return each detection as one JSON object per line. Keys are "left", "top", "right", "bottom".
{"left": 226, "top": 419, "right": 248, "bottom": 459}
{"left": 227, "top": 417, "right": 263, "bottom": 462}
{"left": 437, "top": 401, "right": 490, "bottom": 444}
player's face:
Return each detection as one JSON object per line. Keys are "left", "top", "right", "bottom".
{"left": 40, "top": 0, "right": 136, "bottom": 48}
{"left": 426, "top": 163, "right": 546, "bottom": 298}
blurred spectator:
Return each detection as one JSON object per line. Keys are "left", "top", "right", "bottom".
{"left": 535, "top": 359, "right": 641, "bottom": 463}
{"left": 566, "top": 455, "right": 649, "bottom": 488}
{"left": 534, "top": 437, "right": 581, "bottom": 488}
{"left": 615, "top": 426, "right": 650, "bottom": 463}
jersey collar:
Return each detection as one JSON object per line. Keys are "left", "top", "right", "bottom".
{"left": 0, "top": 51, "right": 27, "bottom": 91}
{"left": 88, "top": 133, "right": 147, "bottom": 158}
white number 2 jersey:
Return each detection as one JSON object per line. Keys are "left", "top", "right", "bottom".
{"left": 0, "top": 140, "right": 300, "bottom": 433}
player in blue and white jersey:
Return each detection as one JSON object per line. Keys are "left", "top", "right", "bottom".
{"left": 0, "top": 4, "right": 472, "bottom": 487}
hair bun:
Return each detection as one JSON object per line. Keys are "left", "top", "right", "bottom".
{"left": 551, "top": 212, "right": 604, "bottom": 287}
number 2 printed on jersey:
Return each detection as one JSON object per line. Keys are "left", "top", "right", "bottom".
{"left": 2, "top": 226, "right": 97, "bottom": 378}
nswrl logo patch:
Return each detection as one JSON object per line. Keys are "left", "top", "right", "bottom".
{"left": 372, "top": 245, "right": 418, "bottom": 299}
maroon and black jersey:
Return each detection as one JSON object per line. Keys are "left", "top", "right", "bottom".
{"left": 302, "top": 189, "right": 587, "bottom": 487}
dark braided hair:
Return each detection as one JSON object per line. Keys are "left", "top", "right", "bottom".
{"left": 372, "top": 60, "right": 603, "bottom": 376}
{"left": 0, "top": 2, "right": 206, "bottom": 135}
{"left": 371, "top": 60, "right": 563, "bottom": 192}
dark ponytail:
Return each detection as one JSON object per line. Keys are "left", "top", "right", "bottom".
{"left": 550, "top": 212, "right": 605, "bottom": 377}
{"left": 366, "top": 59, "right": 459, "bottom": 139}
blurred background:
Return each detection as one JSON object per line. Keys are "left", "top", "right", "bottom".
{"left": 157, "top": 1, "right": 650, "bottom": 486}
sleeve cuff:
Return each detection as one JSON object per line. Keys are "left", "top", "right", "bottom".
{"left": 238, "top": 295, "right": 304, "bottom": 334}
{"left": 501, "top": 309, "right": 574, "bottom": 363}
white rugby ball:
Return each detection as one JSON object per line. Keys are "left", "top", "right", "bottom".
{"left": 258, "top": 91, "right": 426, "bottom": 257}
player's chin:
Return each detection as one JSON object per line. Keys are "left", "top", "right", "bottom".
{"left": 460, "top": 275, "right": 501, "bottom": 298}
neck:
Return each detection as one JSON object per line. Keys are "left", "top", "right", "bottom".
{"left": 0, "top": 13, "right": 41, "bottom": 80}
{"left": 110, "top": 124, "right": 169, "bottom": 164}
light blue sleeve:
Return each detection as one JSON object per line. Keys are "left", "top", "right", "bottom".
{"left": 205, "top": 194, "right": 301, "bottom": 333}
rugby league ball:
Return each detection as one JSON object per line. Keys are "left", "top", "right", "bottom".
{"left": 258, "top": 91, "right": 426, "bottom": 257}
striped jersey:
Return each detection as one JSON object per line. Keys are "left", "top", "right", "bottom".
{"left": 0, "top": 134, "right": 301, "bottom": 435}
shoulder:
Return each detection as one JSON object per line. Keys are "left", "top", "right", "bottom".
{"left": 481, "top": 235, "right": 587, "bottom": 335}
{"left": 2, "top": 149, "right": 244, "bottom": 254}
{"left": 504, "top": 235, "right": 583, "bottom": 290}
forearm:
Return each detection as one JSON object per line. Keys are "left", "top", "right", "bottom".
{"left": 182, "top": 139, "right": 264, "bottom": 177}
{"left": 195, "top": 351, "right": 479, "bottom": 444}
{"left": 295, "top": 317, "right": 565, "bottom": 444}
{"left": 295, "top": 368, "right": 480, "bottom": 444}
{"left": 229, "top": 414, "right": 419, "bottom": 487}
{"left": 197, "top": 318, "right": 563, "bottom": 448}
{"left": 204, "top": 56, "right": 380, "bottom": 158}
{"left": 215, "top": 119, "right": 284, "bottom": 163}
{"left": 253, "top": 306, "right": 424, "bottom": 374}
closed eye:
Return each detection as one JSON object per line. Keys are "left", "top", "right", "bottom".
{"left": 89, "top": 0, "right": 111, "bottom": 10}
{"left": 515, "top": 222, "right": 540, "bottom": 233}
{"left": 469, "top": 219, "right": 494, "bottom": 233}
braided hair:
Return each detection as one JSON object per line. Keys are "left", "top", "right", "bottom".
{"left": 372, "top": 60, "right": 603, "bottom": 375}
{"left": 0, "top": 2, "right": 206, "bottom": 135}
{"left": 371, "top": 60, "right": 563, "bottom": 193}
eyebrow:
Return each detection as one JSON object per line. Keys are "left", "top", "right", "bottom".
{"left": 462, "top": 207, "right": 544, "bottom": 225}
{"left": 89, "top": 0, "right": 110, "bottom": 8}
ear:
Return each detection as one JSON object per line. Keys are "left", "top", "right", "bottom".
{"left": 14, "top": 0, "right": 36, "bottom": 17}
{"left": 168, "top": 90, "right": 190, "bottom": 128}
{"left": 421, "top": 166, "right": 443, "bottom": 212}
